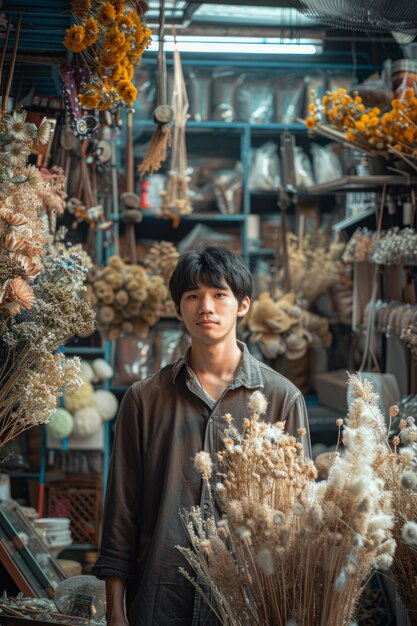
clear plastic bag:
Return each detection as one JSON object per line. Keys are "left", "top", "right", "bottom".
{"left": 295, "top": 147, "right": 315, "bottom": 189}
{"left": 249, "top": 141, "right": 280, "bottom": 191}
{"left": 238, "top": 75, "right": 274, "bottom": 124}
{"left": 214, "top": 165, "right": 243, "bottom": 214}
{"left": 275, "top": 74, "right": 305, "bottom": 123}
{"left": 311, "top": 143, "right": 343, "bottom": 184}
{"left": 188, "top": 67, "right": 212, "bottom": 121}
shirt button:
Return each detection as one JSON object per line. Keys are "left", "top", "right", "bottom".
{"left": 209, "top": 418, "right": 214, "bottom": 423}
{"left": 203, "top": 503, "right": 209, "bottom": 510}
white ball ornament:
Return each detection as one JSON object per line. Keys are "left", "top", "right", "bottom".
{"left": 79, "top": 360, "right": 95, "bottom": 383}
{"left": 47, "top": 408, "right": 74, "bottom": 440}
{"left": 93, "top": 390, "right": 119, "bottom": 422}
{"left": 92, "top": 358, "right": 114, "bottom": 381}
{"left": 72, "top": 407, "right": 102, "bottom": 438}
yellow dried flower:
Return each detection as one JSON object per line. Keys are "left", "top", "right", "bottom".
{"left": 79, "top": 93, "right": 100, "bottom": 109}
{"left": 97, "top": 2, "right": 116, "bottom": 25}
{"left": 64, "top": 24, "right": 86, "bottom": 52}
{"left": 116, "top": 79, "right": 137, "bottom": 104}
{"left": 83, "top": 17, "right": 99, "bottom": 46}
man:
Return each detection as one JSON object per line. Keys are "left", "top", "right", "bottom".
{"left": 93, "top": 244, "right": 311, "bottom": 625}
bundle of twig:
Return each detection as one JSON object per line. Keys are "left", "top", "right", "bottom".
{"left": 178, "top": 376, "right": 395, "bottom": 626}
{"left": 160, "top": 45, "right": 192, "bottom": 227}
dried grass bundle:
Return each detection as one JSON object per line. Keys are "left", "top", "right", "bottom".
{"left": 178, "top": 376, "right": 395, "bottom": 626}
{"left": 386, "top": 414, "right": 417, "bottom": 625}
{"left": 283, "top": 232, "right": 345, "bottom": 306}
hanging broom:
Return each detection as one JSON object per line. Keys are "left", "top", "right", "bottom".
{"left": 138, "top": 0, "right": 173, "bottom": 177}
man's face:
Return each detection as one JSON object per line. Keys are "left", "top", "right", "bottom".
{"left": 176, "top": 280, "right": 250, "bottom": 344}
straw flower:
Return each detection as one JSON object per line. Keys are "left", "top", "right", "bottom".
{"left": 35, "top": 118, "right": 52, "bottom": 145}
{"left": 7, "top": 277, "right": 35, "bottom": 310}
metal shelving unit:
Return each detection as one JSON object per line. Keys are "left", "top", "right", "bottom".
{"left": 309, "top": 174, "right": 417, "bottom": 195}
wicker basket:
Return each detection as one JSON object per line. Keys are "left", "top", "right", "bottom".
{"left": 47, "top": 476, "right": 102, "bottom": 546}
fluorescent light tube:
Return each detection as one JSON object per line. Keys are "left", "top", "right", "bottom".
{"left": 148, "top": 36, "right": 320, "bottom": 55}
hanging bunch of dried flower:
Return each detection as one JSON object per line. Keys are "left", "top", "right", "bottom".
{"left": 178, "top": 376, "right": 395, "bottom": 626}
{"left": 63, "top": 0, "right": 151, "bottom": 110}
{"left": 86, "top": 255, "right": 167, "bottom": 340}
{"left": 0, "top": 111, "right": 52, "bottom": 317}
{"left": 0, "top": 111, "right": 95, "bottom": 447}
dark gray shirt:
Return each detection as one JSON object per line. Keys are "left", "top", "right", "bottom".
{"left": 93, "top": 341, "right": 311, "bottom": 625}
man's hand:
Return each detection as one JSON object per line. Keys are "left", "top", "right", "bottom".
{"left": 105, "top": 577, "right": 129, "bottom": 626}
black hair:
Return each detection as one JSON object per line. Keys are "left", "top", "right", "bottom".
{"left": 169, "top": 244, "right": 253, "bottom": 310}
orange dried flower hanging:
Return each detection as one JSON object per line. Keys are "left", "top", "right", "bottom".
{"left": 64, "top": 24, "right": 87, "bottom": 52}
{"left": 63, "top": 0, "right": 151, "bottom": 110}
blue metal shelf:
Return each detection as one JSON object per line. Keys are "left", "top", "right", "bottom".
{"left": 6, "top": 472, "right": 41, "bottom": 479}
{"left": 134, "top": 120, "right": 307, "bottom": 132}
{"left": 141, "top": 213, "right": 246, "bottom": 223}
{"left": 248, "top": 248, "right": 276, "bottom": 256}
{"left": 63, "top": 346, "right": 106, "bottom": 355}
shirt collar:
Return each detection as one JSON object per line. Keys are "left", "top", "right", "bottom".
{"left": 171, "top": 340, "right": 263, "bottom": 390}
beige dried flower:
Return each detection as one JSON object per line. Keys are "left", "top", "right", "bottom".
{"left": 7, "top": 277, "right": 35, "bottom": 309}
{"left": 194, "top": 451, "right": 213, "bottom": 482}
{"left": 248, "top": 390, "right": 268, "bottom": 416}
{"left": 36, "top": 118, "right": 52, "bottom": 145}
{"left": 402, "top": 521, "right": 417, "bottom": 546}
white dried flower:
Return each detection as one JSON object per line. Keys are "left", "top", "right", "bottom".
{"left": 379, "top": 538, "right": 396, "bottom": 556}
{"left": 194, "top": 451, "right": 213, "bottom": 482}
{"left": 334, "top": 569, "right": 348, "bottom": 591}
{"left": 402, "top": 521, "right": 417, "bottom": 545}
{"left": 248, "top": 390, "right": 268, "bottom": 416}
{"left": 237, "top": 526, "right": 251, "bottom": 541}
{"left": 399, "top": 446, "right": 415, "bottom": 463}
{"left": 373, "top": 553, "right": 393, "bottom": 571}
{"left": 400, "top": 471, "right": 417, "bottom": 490}
{"left": 256, "top": 547, "right": 274, "bottom": 576}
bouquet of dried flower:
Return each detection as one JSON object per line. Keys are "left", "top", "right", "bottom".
{"left": 63, "top": 0, "right": 151, "bottom": 110}
{"left": 0, "top": 246, "right": 95, "bottom": 446}
{"left": 305, "top": 87, "right": 417, "bottom": 169}
{"left": 386, "top": 413, "right": 417, "bottom": 625}
{"left": 282, "top": 232, "right": 345, "bottom": 307}
{"left": 0, "top": 111, "right": 95, "bottom": 447}
{"left": 87, "top": 254, "right": 168, "bottom": 340}
{"left": 178, "top": 377, "right": 395, "bottom": 626}
{"left": 246, "top": 291, "right": 332, "bottom": 360}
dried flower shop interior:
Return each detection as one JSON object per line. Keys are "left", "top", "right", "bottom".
{"left": 1, "top": 0, "right": 417, "bottom": 624}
